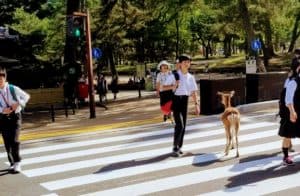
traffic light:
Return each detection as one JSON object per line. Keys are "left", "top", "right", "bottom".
{"left": 66, "top": 15, "right": 84, "bottom": 38}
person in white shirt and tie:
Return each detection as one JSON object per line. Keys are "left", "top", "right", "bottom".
{"left": 0, "top": 67, "right": 30, "bottom": 173}
{"left": 172, "top": 54, "right": 200, "bottom": 157}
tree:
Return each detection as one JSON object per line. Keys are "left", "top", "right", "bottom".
{"left": 190, "top": 8, "right": 220, "bottom": 59}
{"left": 288, "top": 2, "right": 300, "bottom": 52}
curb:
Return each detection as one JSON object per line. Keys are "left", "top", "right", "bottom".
{"left": 237, "top": 100, "right": 278, "bottom": 113}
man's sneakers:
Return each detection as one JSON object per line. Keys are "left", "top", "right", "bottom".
{"left": 283, "top": 156, "right": 295, "bottom": 166}
{"left": 8, "top": 164, "right": 14, "bottom": 171}
{"left": 9, "top": 162, "right": 21, "bottom": 173}
{"left": 172, "top": 148, "right": 183, "bottom": 157}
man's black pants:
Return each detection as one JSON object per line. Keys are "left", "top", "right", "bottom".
{"left": 172, "top": 95, "right": 188, "bottom": 150}
{"left": 0, "top": 113, "right": 21, "bottom": 165}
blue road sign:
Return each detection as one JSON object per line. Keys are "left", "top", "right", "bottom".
{"left": 251, "top": 39, "right": 261, "bottom": 51}
{"left": 92, "top": 48, "right": 102, "bottom": 59}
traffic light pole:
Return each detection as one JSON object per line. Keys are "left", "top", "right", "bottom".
{"left": 73, "top": 10, "right": 96, "bottom": 118}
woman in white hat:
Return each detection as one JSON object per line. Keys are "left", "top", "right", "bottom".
{"left": 156, "top": 60, "right": 177, "bottom": 122}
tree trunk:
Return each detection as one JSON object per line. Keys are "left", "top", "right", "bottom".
{"left": 175, "top": 18, "right": 179, "bottom": 58}
{"left": 263, "top": 16, "right": 275, "bottom": 68}
{"left": 99, "top": 0, "right": 118, "bottom": 78}
{"left": 223, "top": 34, "right": 232, "bottom": 58}
{"left": 288, "top": 14, "right": 300, "bottom": 52}
{"left": 238, "top": 0, "right": 255, "bottom": 56}
{"left": 106, "top": 43, "right": 117, "bottom": 77}
{"left": 205, "top": 45, "right": 209, "bottom": 59}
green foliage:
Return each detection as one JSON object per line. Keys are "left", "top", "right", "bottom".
{"left": 0, "top": 0, "right": 299, "bottom": 79}
{"left": 10, "top": 7, "right": 49, "bottom": 35}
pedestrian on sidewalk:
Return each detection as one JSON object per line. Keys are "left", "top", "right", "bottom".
{"left": 110, "top": 75, "right": 119, "bottom": 100}
{"left": 0, "top": 67, "right": 30, "bottom": 173}
{"left": 97, "top": 73, "right": 108, "bottom": 103}
{"left": 172, "top": 54, "right": 200, "bottom": 157}
{"left": 278, "top": 52, "right": 300, "bottom": 165}
{"left": 156, "top": 60, "right": 177, "bottom": 122}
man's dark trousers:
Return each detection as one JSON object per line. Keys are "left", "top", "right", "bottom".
{"left": 0, "top": 113, "right": 21, "bottom": 165}
{"left": 173, "top": 95, "right": 188, "bottom": 150}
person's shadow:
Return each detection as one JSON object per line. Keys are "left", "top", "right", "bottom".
{"left": 94, "top": 153, "right": 172, "bottom": 174}
{"left": 0, "top": 168, "right": 14, "bottom": 176}
{"left": 223, "top": 152, "right": 300, "bottom": 193}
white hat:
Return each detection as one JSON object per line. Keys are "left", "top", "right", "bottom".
{"left": 157, "top": 60, "right": 171, "bottom": 70}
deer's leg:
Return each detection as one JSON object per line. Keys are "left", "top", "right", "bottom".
{"left": 224, "top": 125, "right": 231, "bottom": 156}
{"left": 235, "top": 122, "right": 240, "bottom": 157}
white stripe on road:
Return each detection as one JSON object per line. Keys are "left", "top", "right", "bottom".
{"left": 0, "top": 113, "right": 276, "bottom": 158}
{"left": 41, "top": 138, "right": 291, "bottom": 191}
{"left": 23, "top": 128, "right": 278, "bottom": 177}
{"left": 0, "top": 121, "right": 224, "bottom": 158}
{"left": 81, "top": 155, "right": 300, "bottom": 196}
{"left": 20, "top": 122, "right": 275, "bottom": 165}
{"left": 201, "top": 166, "right": 300, "bottom": 196}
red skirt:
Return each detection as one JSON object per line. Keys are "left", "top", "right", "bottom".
{"left": 159, "top": 90, "right": 173, "bottom": 115}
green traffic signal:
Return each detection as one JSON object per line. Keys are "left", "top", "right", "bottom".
{"left": 74, "top": 28, "right": 81, "bottom": 37}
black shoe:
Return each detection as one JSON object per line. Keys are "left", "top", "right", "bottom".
{"left": 167, "top": 114, "right": 171, "bottom": 119}
{"left": 172, "top": 147, "right": 182, "bottom": 157}
{"left": 163, "top": 115, "right": 167, "bottom": 122}
{"left": 172, "top": 150, "right": 180, "bottom": 157}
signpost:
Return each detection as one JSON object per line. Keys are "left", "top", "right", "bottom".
{"left": 92, "top": 48, "right": 102, "bottom": 59}
{"left": 246, "top": 39, "right": 262, "bottom": 73}
{"left": 251, "top": 39, "right": 261, "bottom": 52}
{"left": 246, "top": 56, "right": 256, "bottom": 73}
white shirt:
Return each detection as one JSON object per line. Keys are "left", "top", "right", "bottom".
{"left": 174, "top": 70, "right": 198, "bottom": 96}
{"left": 0, "top": 82, "right": 30, "bottom": 114}
{"left": 156, "top": 71, "right": 176, "bottom": 92}
{"left": 285, "top": 78, "right": 297, "bottom": 105}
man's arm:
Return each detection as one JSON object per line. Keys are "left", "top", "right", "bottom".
{"left": 191, "top": 91, "right": 200, "bottom": 115}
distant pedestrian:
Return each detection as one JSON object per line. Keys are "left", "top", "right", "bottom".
{"left": 278, "top": 50, "right": 300, "bottom": 165}
{"left": 291, "top": 48, "right": 300, "bottom": 68}
{"left": 97, "top": 74, "right": 108, "bottom": 103}
{"left": 0, "top": 67, "right": 30, "bottom": 173}
{"left": 111, "top": 75, "right": 119, "bottom": 100}
{"left": 172, "top": 54, "right": 200, "bottom": 157}
{"left": 156, "top": 60, "right": 177, "bottom": 122}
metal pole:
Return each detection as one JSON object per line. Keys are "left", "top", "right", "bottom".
{"left": 85, "top": 10, "right": 96, "bottom": 118}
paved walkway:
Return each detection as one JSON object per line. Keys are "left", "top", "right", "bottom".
{"left": 17, "top": 90, "right": 161, "bottom": 142}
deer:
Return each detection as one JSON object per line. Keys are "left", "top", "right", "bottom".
{"left": 217, "top": 90, "right": 240, "bottom": 157}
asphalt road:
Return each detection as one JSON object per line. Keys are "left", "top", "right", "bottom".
{"left": 1, "top": 107, "right": 300, "bottom": 196}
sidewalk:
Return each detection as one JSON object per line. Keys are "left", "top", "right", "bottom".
{"left": 22, "top": 90, "right": 157, "bottom": 130}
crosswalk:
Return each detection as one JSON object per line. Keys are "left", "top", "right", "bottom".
{"left": 1, "top": 113, "right": 299, "bottom": 196}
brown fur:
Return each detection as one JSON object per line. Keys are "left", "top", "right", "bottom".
{"left": 217, "top": 91, "right": 240, "bottom": 157}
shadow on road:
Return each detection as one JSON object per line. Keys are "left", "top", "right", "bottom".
{"left": 225, "top": 152, "right": 300, "bottom": 191}
{"left": 94, "top": 153, "right": 172, "bottom": 174}
{"left": 0, "top": 168, "right": 17, "bottom": 176}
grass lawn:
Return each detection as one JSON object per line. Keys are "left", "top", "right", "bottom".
{"left": 106, "top": 53, "right": 293, "bottom": 75}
